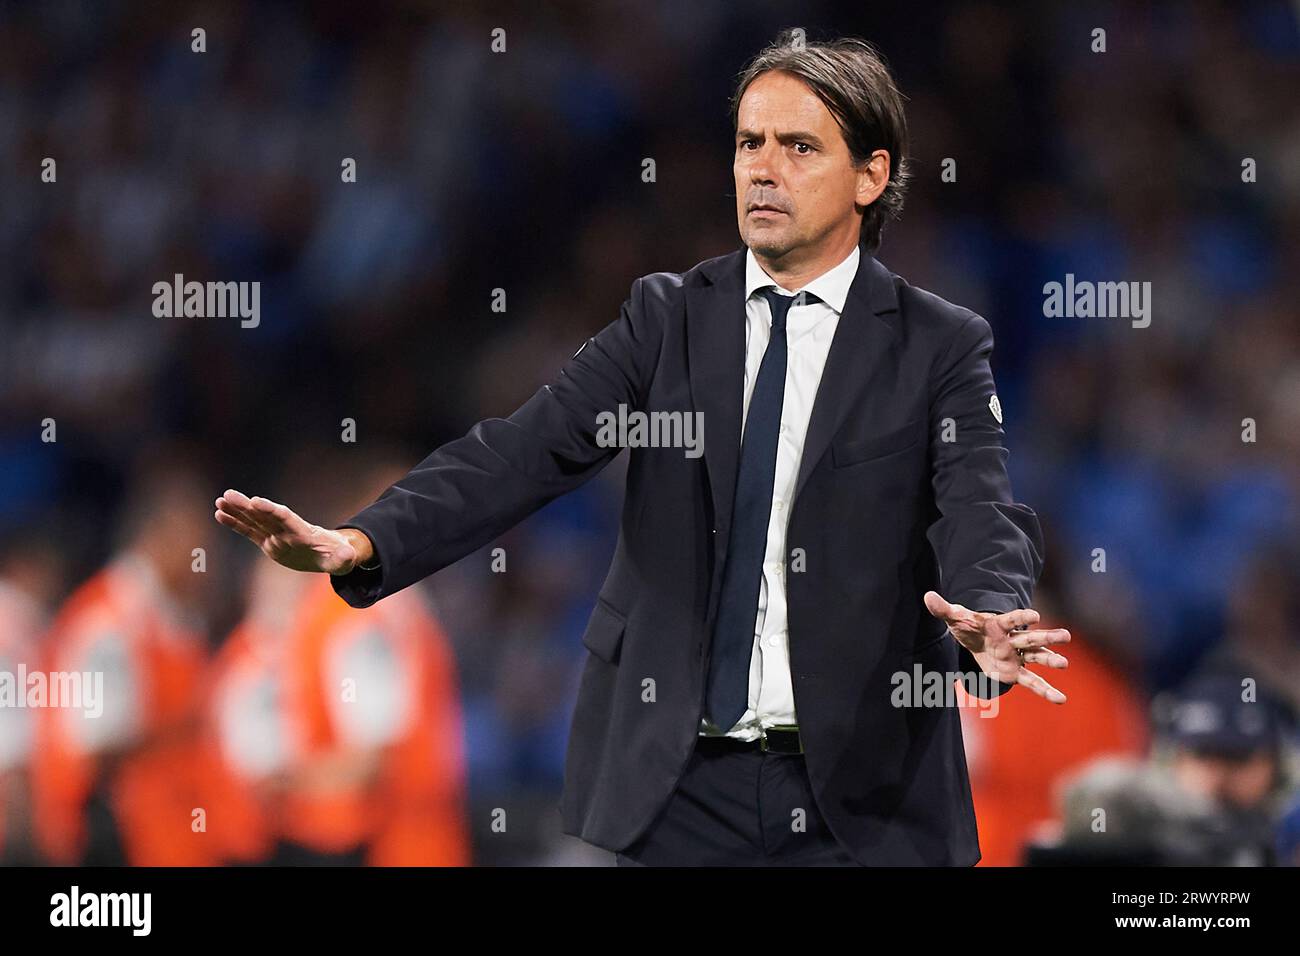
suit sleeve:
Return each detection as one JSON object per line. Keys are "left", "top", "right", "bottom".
{"left": 926, "top": 311, "right": 1045, "bottom": 697}
{"left": 331, "top": 276, "right": 662, "bottom": 608}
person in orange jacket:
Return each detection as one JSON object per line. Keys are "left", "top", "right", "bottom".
{"left": 200, "top": 559, "right": 310, "bottom": 864}
{"left": 0, "top": 523, "right": 63, "bottom": 864}
{"left": 285, "top": 573, "right": 471, "bottom": 866}
{"left": 30, "top": 453, "right": 218, "bottom": 866}
{"left": 204, "top": 450, "right": 471, "bottom": 865}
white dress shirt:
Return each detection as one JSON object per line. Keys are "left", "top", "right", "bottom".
{"left": 699, "top": 243, "right": 861, "bottom": 740}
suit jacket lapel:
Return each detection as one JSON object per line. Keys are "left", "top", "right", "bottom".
{"left": 792, "top": 254, "right": 901, "bottom": 507}
{"left": 686, "top": 248, "right": 901, "bottom": 529}
{"left": 687, "top": 251, "right": 746, "bottom": 531}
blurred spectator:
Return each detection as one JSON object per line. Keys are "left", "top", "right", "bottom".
{"left": 1030, "top": 757, "right": 1227, "bottom": 865}
{"left": 0, "top": 521, "right": 64, "bottom": 864}
{"left": 1031, "top": 672, "right": 1294, "bottom": 864}
{"left": 29, "top": 448, "right": 217, "bottom": 865}
{"left": 1151, "top": 671, "right": 1293, "bottom": 864}
{"left": 202, "top": 559, "right": 308, "bottom": 864}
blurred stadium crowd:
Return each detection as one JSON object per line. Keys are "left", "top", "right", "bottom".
{"left": 0, "top": 1, "right": 1298, "bottom": 865}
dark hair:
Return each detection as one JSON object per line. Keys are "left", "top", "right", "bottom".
{"left": 730, "top": 30, "right": 910, "bottom": 253}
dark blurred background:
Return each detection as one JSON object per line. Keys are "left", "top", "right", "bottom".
{"left": 0, "top": 0, "right": 1297, "bottom": 866}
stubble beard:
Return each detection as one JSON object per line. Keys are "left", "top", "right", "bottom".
{"left": 743, "top": 222, "right": 798, "bottom": 260}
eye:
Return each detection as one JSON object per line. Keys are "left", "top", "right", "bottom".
{"left": 793, "top": 142, "right": 814, "bottom": 155}
{"left": 739, "top": 138, "right": 758, "bottom": 150}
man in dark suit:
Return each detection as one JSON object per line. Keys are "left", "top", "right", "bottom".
{"left": 215, "top": 31, "right": 1070, "bottom": 866}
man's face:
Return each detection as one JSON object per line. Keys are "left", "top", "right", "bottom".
{"left": 733, "top": 70, "right": 871, "bottom": 261}
{"left": 1173, "top": 748, "right": 1276, "bottom": 811}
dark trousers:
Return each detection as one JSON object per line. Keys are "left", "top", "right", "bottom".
{"left": 615, "top": 737, "right": 860, "bottom": 866}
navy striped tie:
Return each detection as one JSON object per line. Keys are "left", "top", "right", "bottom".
{"left": 705, "top": 287, "right": 819, "bottom": 731}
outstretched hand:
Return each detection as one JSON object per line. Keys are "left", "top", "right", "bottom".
{"left": 923, "top": 591, "right": 1070, "bottom": 703}
{"left": 214, "top": 489, "right": 360, "bottom": 575}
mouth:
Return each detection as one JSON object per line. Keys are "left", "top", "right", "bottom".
{"left": 747, "top": 206, "right": 787, "bottom": 218}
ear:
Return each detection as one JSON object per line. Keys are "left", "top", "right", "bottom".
{"left": 855, "top": 149, "right": 891, "bottom": 209}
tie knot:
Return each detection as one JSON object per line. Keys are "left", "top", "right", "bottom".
{"left": 758, "top": 287, "right": 820, "bottom": 331}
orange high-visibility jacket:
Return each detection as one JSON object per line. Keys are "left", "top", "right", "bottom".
{"left": 199, "top": 618, "right": 299, "bottom": 864}
{"left": 30, "top": 554, "right": 214, "bottom": 866}
{"left": 279, "top": 578, "right": 471, "bottom": 865}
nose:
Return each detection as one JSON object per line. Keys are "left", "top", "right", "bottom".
{"left": 747, "top": 140, "right": 779, "bottom": 188}
{"left": 1203, "top": 761, "right": 1234, "bottom": 802}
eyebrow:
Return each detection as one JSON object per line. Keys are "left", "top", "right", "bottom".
{"left": 735, "top": 128, "right": 827, "bottom": 148}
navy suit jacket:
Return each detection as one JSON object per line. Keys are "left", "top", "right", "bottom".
{"left": 331, "top": 247, "right": 1045, "bottom": 865}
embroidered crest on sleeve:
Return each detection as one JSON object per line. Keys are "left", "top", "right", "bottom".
{"left": 988, "top": 394, "right": 1003, "bottom": 424}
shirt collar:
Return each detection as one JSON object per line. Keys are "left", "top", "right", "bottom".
{"left": 744, "top": 243, "right": 860, "bottom": 315}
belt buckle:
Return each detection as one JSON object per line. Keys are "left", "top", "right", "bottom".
{"left": 760, "top": 726, "right": 802, "bottom": 754}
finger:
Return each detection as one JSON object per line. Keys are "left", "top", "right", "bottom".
{"left": 1009, "top": 628, "right": 1072, "bottom": 650}
{"left": 923, "top": 590, "right": 972, "bottom": 625}
{"left": 220, "top": 488, "right": 257, "bottom": 511}
{"left": 1017, "top": 667, "right": 1067, "bottom": 703}
{"left": 923, "top": 591, "right": 951, "bottom": 619}
{"left": 215, "top": 494, "right": 259, "bottom": 527}
{"left": 261, "top": 498, "right": 316, "bottom": 538}
{"left": 248, "top": 496, "right": 304, "bottom": 535}
{"left": 241, "top": 495, "right": 297, "bottom": 537}
{"left": 214, "top": 508, "right": 266, "bottom": 544}
{"left": 996, "top": 607, "right": 1041, "bottom": 630}
{"left": 1020, "top": 648, "right": 1069, "bottom": 669}
{"left": 220, "top": 498, "right": 280, "bottom": 538}
{"left": 218, "top": 490, "right": 280, "bottom": 536}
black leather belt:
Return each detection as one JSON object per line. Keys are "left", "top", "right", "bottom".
{"left": 696, "top": 726, "right": 803, "bottom": 755}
